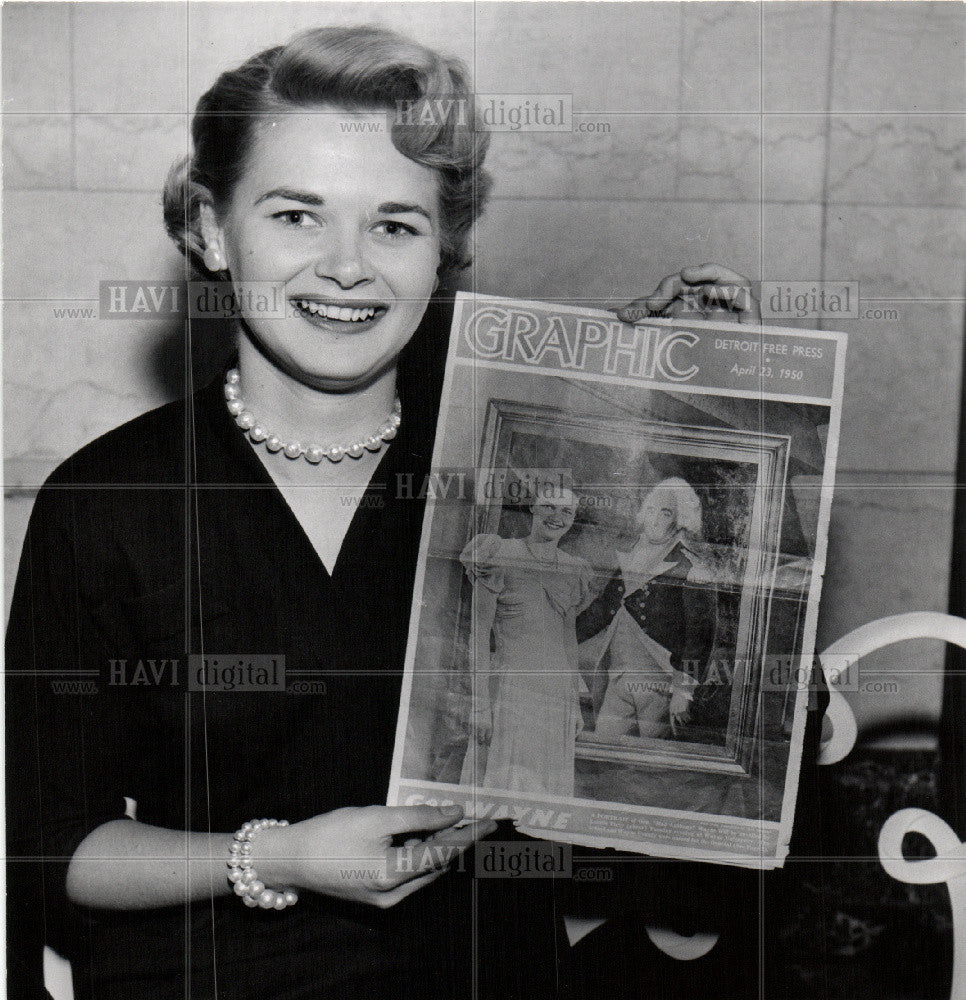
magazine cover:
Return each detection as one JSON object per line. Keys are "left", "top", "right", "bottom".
{"left": 388, "top": 292, "right": 846, "bottom": 868}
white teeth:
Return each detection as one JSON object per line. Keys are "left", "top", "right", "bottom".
{"left": 296, "top": 301, "right": 379, "bottom": 321}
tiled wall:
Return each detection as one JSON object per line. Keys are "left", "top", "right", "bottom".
{"left": 4, "top": 2, "right": 964, "bottom": 734}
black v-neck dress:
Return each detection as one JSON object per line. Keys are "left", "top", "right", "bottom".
{"left": 6, "top": 303, "right": 570, "bottom": 999}
{"left": 7, "top": 300, "right": 828, "bottom": 1000}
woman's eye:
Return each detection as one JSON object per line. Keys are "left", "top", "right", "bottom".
{"left": 374, "top": 220, "right": 418, "bottom": 238}
{"left": 273, "top": 210, "right": 316, "bottom": 228}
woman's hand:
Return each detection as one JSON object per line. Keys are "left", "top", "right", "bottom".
{"left": 259, "top": 805, "right": 495, "bottom": 909}
{"left": 470, "top": 701, "right": 493, "bottom": 745}
{"left": 616, "top": 263, "right": 761, "bottom": 324}
{"left": 668, "top": 692, "right": 692, "bottom": 735}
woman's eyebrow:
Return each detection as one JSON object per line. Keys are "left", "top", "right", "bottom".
{"left": 254, "top": 187, "right": 325, "bottom": 207}
{"left": 378, "top": 201, "right": 433, "bottom": 221}
{"left": 252, "top": 192, "right": 432, "bottom": 222}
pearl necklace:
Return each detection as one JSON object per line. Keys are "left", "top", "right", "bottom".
{"left": 223, "top": 369, "right": 401, "bottom": 464}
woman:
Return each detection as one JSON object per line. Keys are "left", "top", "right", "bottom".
{"left": 577, "top": 477, "right": 716, "bottom": 740}
{"left": 460, "top": 485, "right": 593, "bottom": 797}
{"left": 6, "top": 23, "right": 768, "bottom": 1000}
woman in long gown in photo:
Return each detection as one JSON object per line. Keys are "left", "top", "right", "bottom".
{"left": 460, "top": 485, "right": 594, "bottom": 797}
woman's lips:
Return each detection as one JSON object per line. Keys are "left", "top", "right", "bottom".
{"left": 291, "top": 299, "right": 388, "bottom": 331}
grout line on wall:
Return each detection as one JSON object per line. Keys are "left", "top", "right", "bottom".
{"left": 758, "top": 1, "right": 764, "bottom": 316}
{"left": 816, "top": 2, "right": 840, "bottom": 333}
{"left": 6, "top": 192, "right": 963, "bottom": 213}
{"left": 67, "top": 3, "right": 76, "bottom": 190}
{"left": 672, "top": 2, "right": 686, "bottom": 200}
{"left": 478, "top": 196, "right": 962, "bottom": 209}
{"left": 3, "top": 111, "right": 962, "bottom": 118}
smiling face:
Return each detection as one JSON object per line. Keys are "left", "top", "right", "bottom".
{"left": 205, "top": 106, "right": 442, "bottom": 392}
{"left": 529, "top": 488, "right": 578, "bottom": 544}
{"left": 638, "top": 489, "right": 678, "bottom": 544}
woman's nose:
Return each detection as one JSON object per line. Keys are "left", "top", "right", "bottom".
{"left": 314, "top": 231, "right": 373, "bottom": 289}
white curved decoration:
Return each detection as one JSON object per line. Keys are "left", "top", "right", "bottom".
{"left": 647, "top": 612, "right": 966, "bottom": 964}
{"left": 817, "top": 685, "right": 859, "bottom": 765}
{"left": 645, "top": 925, "right": 720, "bottom": 960}
{"left": 878, "top": 808, "right": 965, "bottom": 1000}
{"left": 817, "top": 612, "right": 966, "bottom": 765}
{"left": 820, "top": 613, "right": 966, "bottom": 663}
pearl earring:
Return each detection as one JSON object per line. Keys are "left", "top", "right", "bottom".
{"left": 203, "top": 247, "right": 225, "bottom": 272}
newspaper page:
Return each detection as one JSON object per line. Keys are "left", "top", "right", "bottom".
{"left": 389, "top": 292, "right": 846, "bottom": 869}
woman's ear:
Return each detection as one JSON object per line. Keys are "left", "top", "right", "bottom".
{"left": 199, "top": 202, "right": 227, "bottom": 272}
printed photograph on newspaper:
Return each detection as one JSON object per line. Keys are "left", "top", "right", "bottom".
{"left": 388, "top": 292, "right": 847, "bottom": 868}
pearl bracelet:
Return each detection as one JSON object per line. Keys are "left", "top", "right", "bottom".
{"left": 227, "top": 818, "right": 299, "bottom": 910}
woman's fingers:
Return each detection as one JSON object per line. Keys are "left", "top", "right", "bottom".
{"left": 679, "top": 262, "right": 749, "bottom": 290}
{"left": 383, "top": 842, "right": 460, "bottom": 889}
{"left": 613, "top": 273, "right": 686, "bottom": 322}
{"left": 381, "top": 819, "right": 498, "bottom": 891}
{"left": 612, "top": 297, "right": 652, "bottom": 324}
{"left": 287, "top": 806, "right": 492, "bottom": 909}
{"left": 679, "top": 264, "right": 760, "bottom": 323}
{"left": 615, "top": 263, "right": 761, "bottom": 325}
{"left": 373, "top": 867, "right": 448, "bottom": 908}
{"left": 381, "top": 804, "right": 464, "bottom": 837}
{"left": 431, "top": 818, "right": 498, "bottom": 846}
{"left": 643, "top": 272, "right": 692, "bottom": 315}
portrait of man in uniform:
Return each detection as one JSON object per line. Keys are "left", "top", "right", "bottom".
{"left": 577, "top": 477, "right": 717, "bottom": 742}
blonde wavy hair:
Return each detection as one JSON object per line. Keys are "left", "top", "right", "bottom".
{"left": 162, "top": 25, "right": 491, "bottom": 281}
